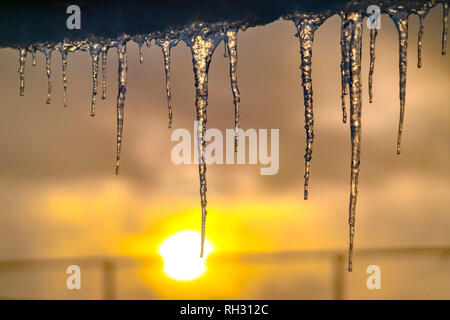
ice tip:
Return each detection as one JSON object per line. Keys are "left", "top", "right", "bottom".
{"left": 200, "top": 243, "right": 204, "bottom": 258}
{"left": 115, "top": 163, "right": 120, "bottom": 175}
{"left": 348, "top": 254, "right": 353, "bottom": 272}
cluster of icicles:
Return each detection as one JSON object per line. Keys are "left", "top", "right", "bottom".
{"left": 12, "top": 1, "right": 448, "bottom": 271}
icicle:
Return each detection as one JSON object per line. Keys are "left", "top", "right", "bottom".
{"left": 339, "top": 14, "right": 350, "bottom": 123}
{"left": 390, "top": 9, "right": 409, "bottom": 155}
{"left": 133, "top": 36, "right": 145, "bottom": 63}
{"left": 417, "top": 14, "right": 425, "bottom": 68}
{"left": 224, "top": 29, "right": 241, "bottom": 152}
{"left": 115, "top": 39, "right": 128, "bottom": 175}
{"left": 89, "top": 43, "right": 101, "bottom": 117}
{"left": 139, "top": 43, "right": 144, "bottom": 63}
{"left": 443, "top": 2, "right": 449, "bottom": 55}
{"left": 18, "top": 48, "right": 27, "bottom": 96}
{"left": 42, "top": 47, "right": 53, "bottom": 104}
{"left": 346, "top": 12, "right": 363, "bottom": 273}
{"left": 59, "top": 47, "right": 68, "bottom": 107}
{"left": 186, "top": 33, "right": 221, "bottom": 258}
{"left": 30, "top": 45, "right": 37, "bottom": 66}
{"left": 368, "top": 29, "right": 377, "bottom": 103}
{"left": 156, "top": 39, "right": 179, "bottom": 128}
{"left": 101, "top": 46, "right": 108, "bottom": 100}
{"left": 293, "top": 14, "right": 326, "bottom": 200}
{"left": 415, "top": 4, "right": 431, "bottom": 68}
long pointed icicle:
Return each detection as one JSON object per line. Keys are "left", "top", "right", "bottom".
{"left": 224, "top": 29, "right": 241, "bottom": 152}
{"left": 346, "top": 12, "right": 363, "bottom": 272}
{"left": 101, "top": 46, "right": 108, "bottom": 99}
{"left": 156, "top": 39, "right": 178, "bottom": 128}
{"left": 187, "top": 33, "right": 220, "bottom": 258}
{"left": 417, "top": 14, "right": 425, "bottom": 68}
{"left": 18, "top": 48, "right": 27, "bottom": 96}
{"left": 368, "top": 29, "right": 378, "bottom": 103}
{"left": 115, "top": 39, "right": 128, "bottom": 175}
{"left": 340, "top": 14, "right": 350, "bottom": 123}
{"left": 390, "top": 10, "right": 409, "bottom": 155}
{"left": 293, "top": 15, "right": 326, "bottom": 200}
{"left": 89, "top": 43, "right": 101, "bottom": 117}
{"left": 43, "top": 48, "right": 52, "bottom": 104}
{"left": 443, "top": 2, "right": 449, "bottom": 55}
{"left": 60, "top": 47, "right": 68, "bottom": 107}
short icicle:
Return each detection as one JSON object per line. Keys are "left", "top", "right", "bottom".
{"left": 186, "top": 33, "right": 221, "bottom": 258}
{"left": 156, "top": 39, "right": 179, "bottom": 128}
{"left": 115, "top": 38, "right": 129, "bottom": 175}
{"left": 59, "top": 46, "right": 69, "bottom": 107}
{"left": 18, "top": 48, "right": 27, "bottom": 96}
{"left": 293, "top": 14, "right": 326, "bottom": 200}
{"left": 389, "top": 9, "right": 409, "bottom": 155}
{"left": 224, "top": 29, "right": 241, "bottom": 152}
{"left": 43, "top": 47, "right": 53, "bottom": 104}
{"left": 415, "top": 4, "right": 431, "bottom": 68}
{"left": 368, "top": 28, "right": 377, "bottom": 103}
{"left": 443, "top": 2, "right": 449, "bottom": 55}
{"left": 134, "top": 36, "right": 145, "bottom": 63}
{"left": 89, "top": 43, "right": 101, "bottom": 117}
{"left": 340, "top": 13, "right": 351, "bottom": 123}
{"left": 101, "top": 45, "right": 108, "bottom": 99}
{"left": 29, "top": 45, "right": 37, "bottom": 66}
{"left": 346, "top": 12, "right": 364, "bottom": 272}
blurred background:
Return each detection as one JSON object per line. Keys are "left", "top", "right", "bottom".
{"left": 0, "top": 6, "right": 448, "bottom": 299}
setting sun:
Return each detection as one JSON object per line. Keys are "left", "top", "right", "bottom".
{"left": 158, "top": 230, "right": 213, "bottom": 281}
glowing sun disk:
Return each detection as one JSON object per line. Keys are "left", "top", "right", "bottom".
{"left": 158, "top": 230, "right": 212, "bottom": 281}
